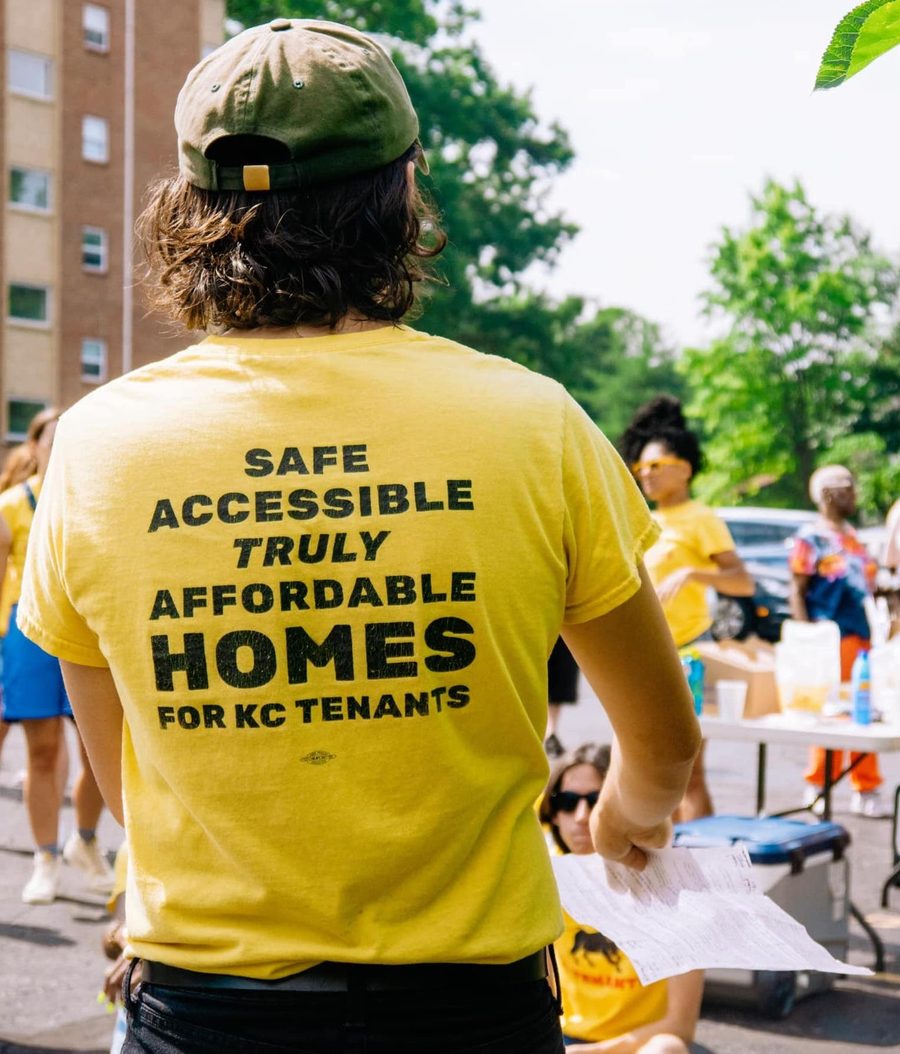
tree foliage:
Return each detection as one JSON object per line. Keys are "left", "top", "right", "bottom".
{"left": 682, "top": 179, "right": 898, "bottom": 513}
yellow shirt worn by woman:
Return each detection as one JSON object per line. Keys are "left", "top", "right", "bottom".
{"left": 0, "top": 475, "right": 41, "bottom": 634}
{"left": 556, "top": 909, "right": 667, "bottom": 1042}
{"left": 644, "top": 499, "right": 735, "bottom": 647}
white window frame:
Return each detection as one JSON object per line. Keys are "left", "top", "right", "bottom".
{"left": 80, "top": 338, "right": 107, "bottom": 383}
{"left": 81, "top": 226, "right": 108, "bottom": 273}
{"left": 7, "top": 49, "right": 53, "bottom": 100}
{"left": 82, "top": 115, "right": 109, "bottom": 164}
{"left": 6, "top": 397, "right": 48, "bottom": 442}
{"left": 83, "top": 4, "right": 110, "bottom": 52}
{"left": 8, "top": 166, "right": 52, "bottom": 213}
{"left": 7, "top": 282, "right": 51, "bottom": 327}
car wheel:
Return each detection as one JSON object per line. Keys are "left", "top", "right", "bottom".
{"left": 711, "top": 595, "right": 754, "bottom": 641}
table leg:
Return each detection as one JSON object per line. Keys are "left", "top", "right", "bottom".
{"left": 880, "top": 861, "right": 900, "bottom": 909}
{"left": 850, "top": 901, "right": 885, "bottom": 973}
{"left": 756, "top": 743, "right": 767, "bottom": 816}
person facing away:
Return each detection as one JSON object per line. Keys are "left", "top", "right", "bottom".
{"left": 18, "top": 19, "right": 700, "bottom": 1054}
{"left": 539, "top": 744, "right": 704, "bottom": 1053}
{"left": 790, "top": 464, "right": 888, "bottom": 819}
{"left": 621, "top": 396, "right": 753, "bottom": 821}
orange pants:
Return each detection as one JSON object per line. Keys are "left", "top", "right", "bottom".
{"left": 804, "top": 633, "right": 882, "bottom": 792}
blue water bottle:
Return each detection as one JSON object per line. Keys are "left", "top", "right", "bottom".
{"left": 681, "top": 650, "right": 705, "bottom": 716}
{"left": 851, "top": 650, "right": 871, "bottom": 726}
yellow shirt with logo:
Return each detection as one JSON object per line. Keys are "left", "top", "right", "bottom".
{"left": 557, "top": 909, "right": 668, "bottom": 1042}
{"left": 644, "top": 499, "right": 735, "bottom": 647}
{"left": 19, "top": 326, "right": 657, "bottom": 978}
{"left": 0, "top": 475, "right": 40, "bottom": 634}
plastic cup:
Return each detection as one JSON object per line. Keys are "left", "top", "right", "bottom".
{"left": 715, "top": 680, "right": 748, "bottom": 721}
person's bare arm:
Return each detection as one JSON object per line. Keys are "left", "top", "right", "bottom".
{"left": 789, "top": 573, "right": 811, "bottom": 621}
{"left": 562, "top": 564, "right": 701, "bottom": 870}
{"left": 656, "top": 550, "right": 754, "bottom": 603}
{"left": 59, "top": 662, "right": 124, "bottom": 825}
{"left": 565, "top": 970, "right": 704, "bottom": 1053}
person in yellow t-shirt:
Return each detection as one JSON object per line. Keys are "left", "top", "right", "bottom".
{"left": 540, "top": 744, "right": 704, "bottom": 1053}
{"left": 0, "top": 441, "right": 39, "bottom": 770}
{"left": 18, "top": 20, "right": 702, "bottom": 1054}
{"left": 621, "top": 397, "right": 753, "bottom": 822}
{"left": 0, "top": 408, "right": 115, "bottom": 905}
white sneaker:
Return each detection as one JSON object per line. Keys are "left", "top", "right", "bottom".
{"left": 850, "top": 790, "right": 892, "bottom": 820}
{"left": 22, "top": 851, "right": 61, "bottom": 904}
{"left": 63, "top": 832, "right": 115, "bottom": 894}
{"left": 802, "top": 786, "right": 825, "bottom": 817}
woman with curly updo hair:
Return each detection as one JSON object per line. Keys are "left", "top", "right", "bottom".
{"left": 622, "top": 396, "right": 753, "bottom": 820}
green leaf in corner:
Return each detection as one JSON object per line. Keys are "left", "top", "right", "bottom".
{"left": 815, "top": 0, "right": 900, "bottom": 89}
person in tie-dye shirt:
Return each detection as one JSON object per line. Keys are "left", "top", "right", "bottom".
{"left": 789, "top": 465, "right": 887, "bottom": 818}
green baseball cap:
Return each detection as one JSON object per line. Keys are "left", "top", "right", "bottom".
{"left": 175, "top": 19, "right": 424, "bottom": 192}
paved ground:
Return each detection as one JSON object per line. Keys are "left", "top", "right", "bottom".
{"left": 0, "top": 690, "right": 898, "bottom": 1053}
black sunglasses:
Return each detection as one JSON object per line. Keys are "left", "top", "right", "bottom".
{"left": 550, "top": 790, "right": 600, "bottom": 814}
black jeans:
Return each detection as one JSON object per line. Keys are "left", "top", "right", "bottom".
{"left": 123, "top": 967, "right": 564, "bottom": 1054}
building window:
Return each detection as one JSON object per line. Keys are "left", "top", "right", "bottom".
{"left": 81, "top": 338, "right": 107, "bottom": 383}
{"left": 82, "top": 227, "right": 108, "bottom": 272}
{"left": 83, "top": 5, "right": 110, "bottom": 51}
{"left": 8, "top": 283, "right": 50, "bottom": 325}
{"left": 6, "top": 398, "right": 47, "bottom": 441}
{"left": 8, "top": 167, "right": 51, "bottom": 212}
{"left": 8, "top": 49, "right": 53, "bottom": 100}
{"left": 82, "top": 115, "right": 109, "bottom": 163}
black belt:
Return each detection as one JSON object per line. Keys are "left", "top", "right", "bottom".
{"left": 141, "top": 952, "right": 548, "bottom": 993}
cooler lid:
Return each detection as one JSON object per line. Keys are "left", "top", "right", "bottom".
{"left": 673, "top": 815, "right": 849, "bottom": 863}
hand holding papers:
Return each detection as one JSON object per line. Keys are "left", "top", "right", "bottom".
{"left": 552, "top": 846, "right": 870, "bottom": 985}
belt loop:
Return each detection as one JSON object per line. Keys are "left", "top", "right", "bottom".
{"left": 123, "top": 957, "right": 142, "bottom": 1008}
{"left": 545, "top": 945, "right": 562, "bottom": 1015}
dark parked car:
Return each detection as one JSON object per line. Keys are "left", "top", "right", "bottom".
{"left": 710, "top": 508, "right": 816, "bottom": 643}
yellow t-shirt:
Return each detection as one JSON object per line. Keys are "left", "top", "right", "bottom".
{"left": 0, "top": 475, "right": 40, "bottom": 634}
{"left": 556, "top": 909, "right": 668, "bottom": 1042}
{"left": 644, "top": 500, "right": 735, "bottom": 647}
{"left": 19, "top": 325, "right": 657, "bottom": 978}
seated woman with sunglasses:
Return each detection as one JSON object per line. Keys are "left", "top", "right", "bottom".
{"left": 621, "top": 397, "right": 753, "bottom": 821}
{"left": 540, "top": 743, "right": 704, "bottom": 1054}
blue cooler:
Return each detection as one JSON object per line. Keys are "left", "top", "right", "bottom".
{"left": 674, "top": 815, "right": 851, "bottom": 1019}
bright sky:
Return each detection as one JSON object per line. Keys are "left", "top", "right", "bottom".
{"left": 471, "top": 0, "right": 900, "bottom": 347}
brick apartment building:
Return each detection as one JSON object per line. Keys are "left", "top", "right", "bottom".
{"left": 1, "top": 0, "right": 224, "bottom": 442}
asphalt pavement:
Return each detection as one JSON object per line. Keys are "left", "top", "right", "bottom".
{"left": 0, "top": 689, "right": 899, "bottom": 1054}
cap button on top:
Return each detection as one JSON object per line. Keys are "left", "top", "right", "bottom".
{"left": 270, "top": 18, "right": 291, "bottom": 31}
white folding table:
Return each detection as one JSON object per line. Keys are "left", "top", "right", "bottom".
{"left": 700, "top": 712, "right": 900, "bottom": 971}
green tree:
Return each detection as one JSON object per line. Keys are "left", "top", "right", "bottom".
{"left": 681, "top": 179, "right": 897, "bottom": 509}
{"left": 573, "top": 308, "right": 687, "bottom": 442}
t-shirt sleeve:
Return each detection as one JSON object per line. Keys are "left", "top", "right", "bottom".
{"left": 0, "top": 484, "right": 24, "bottom": 535}
{"left": 691, "top": 507, "right": 737, "bottom": 560}
{"left": 16, "top": 425, "right": 108, "bottom": 667}
{"left": 789, "top": 534, "right": 817, "bottom": 577}
{"left": 561, "top": 395, "right": 659, "bottom": 623}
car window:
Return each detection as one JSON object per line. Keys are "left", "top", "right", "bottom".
{"left": 723, "top": 522, "right": 801, "bottom": 547}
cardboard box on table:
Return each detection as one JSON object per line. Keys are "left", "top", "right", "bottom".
{"left": 693, "top": 636, "right": 780, "bottom": 718}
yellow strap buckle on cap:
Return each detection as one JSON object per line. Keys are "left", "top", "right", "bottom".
{"left": 242, "top": 165, "right": 271, "bottom": 191}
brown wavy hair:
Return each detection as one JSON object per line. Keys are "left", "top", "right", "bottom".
{"left": 136, "top": 145, "right": 446, "bottom": 331}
